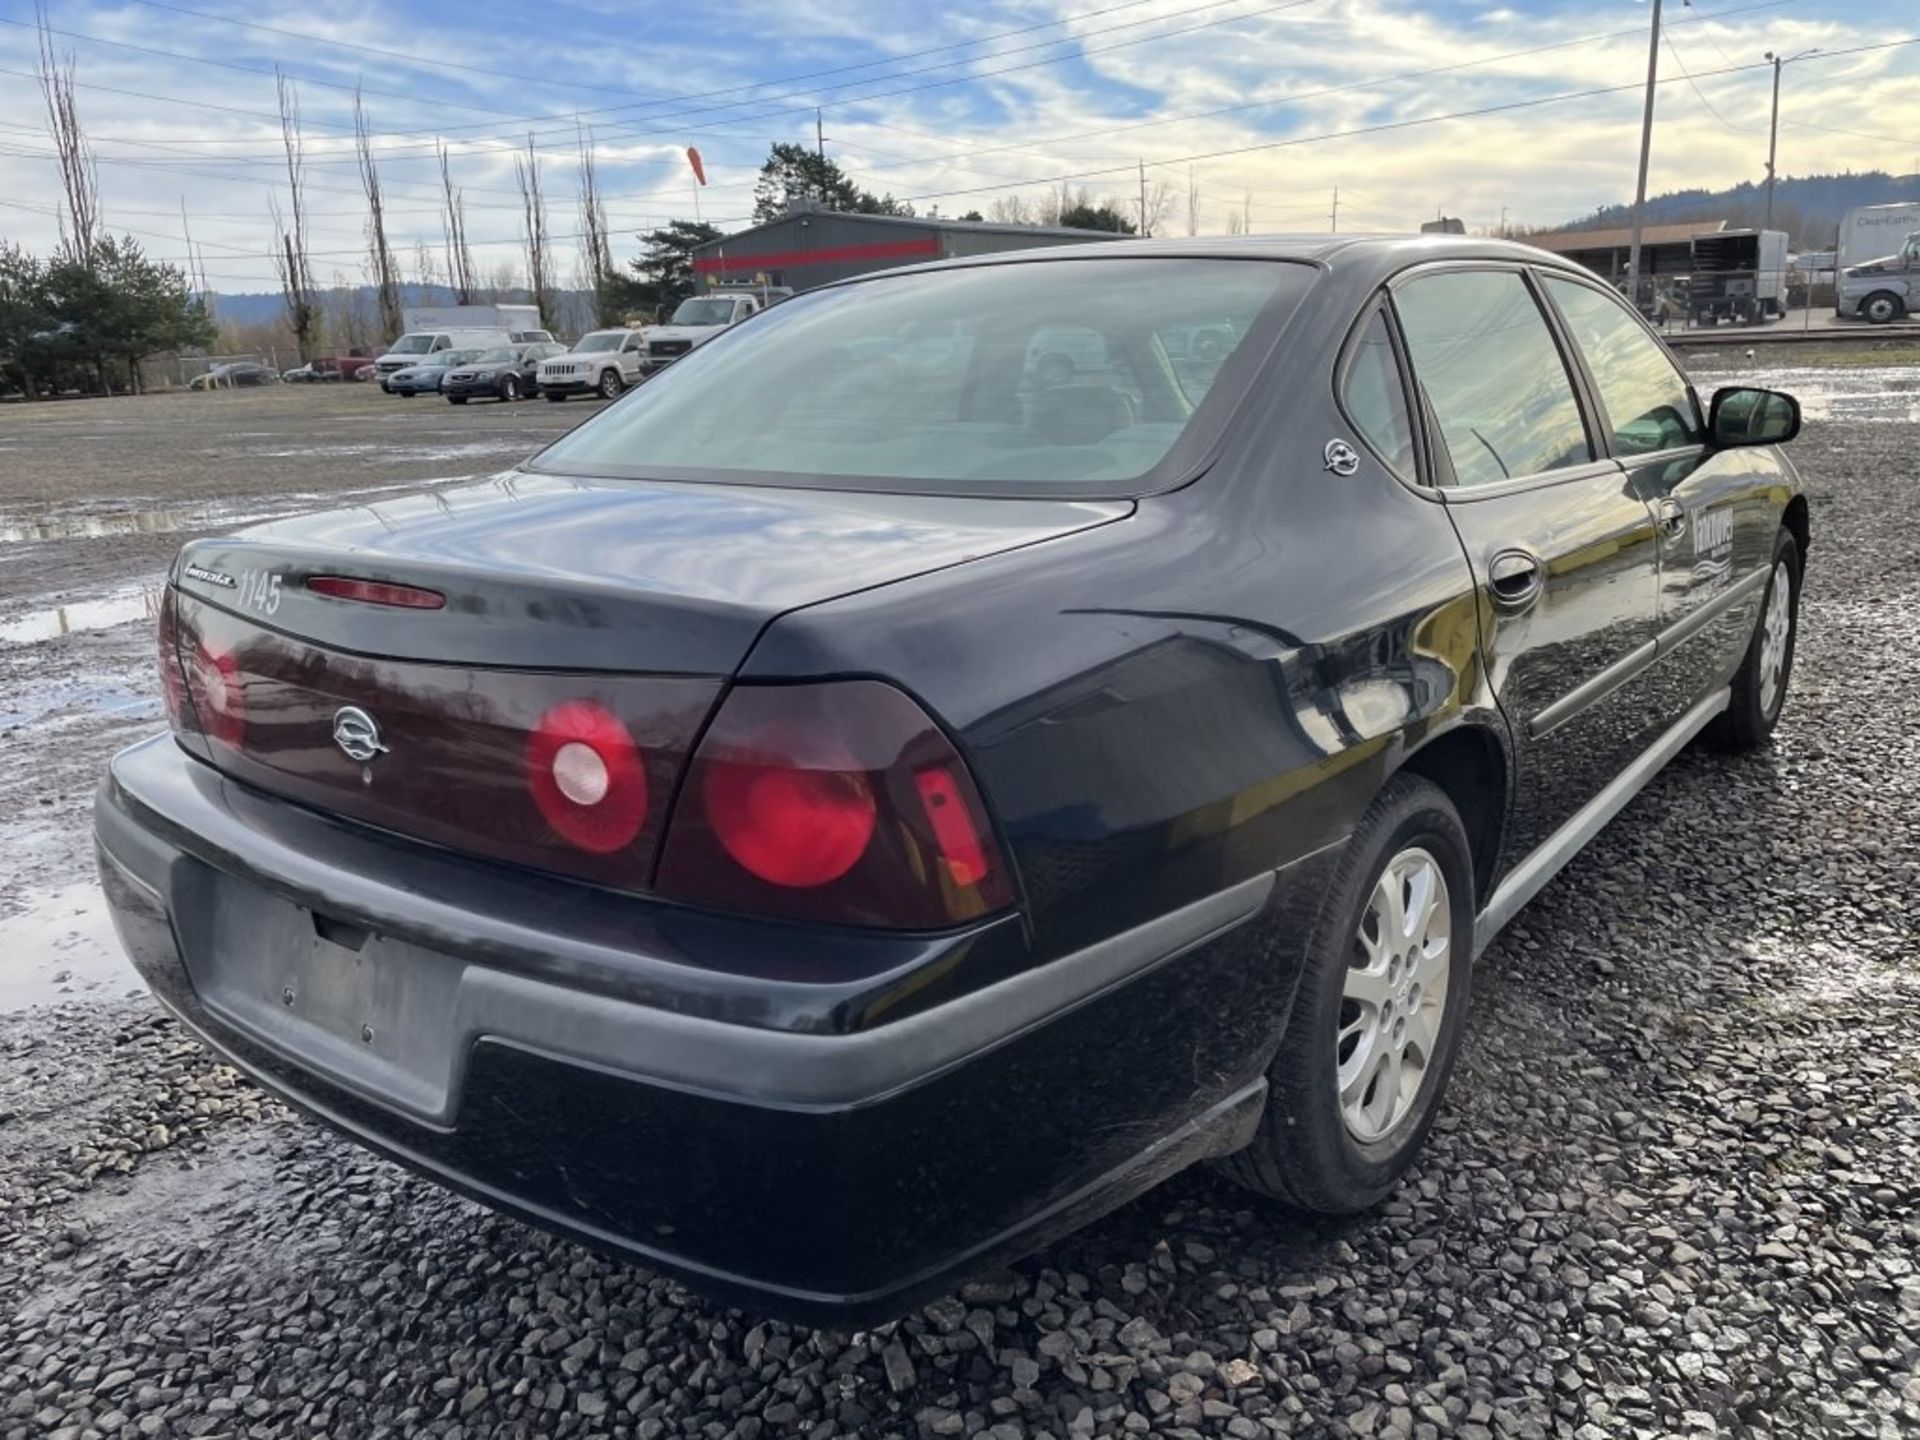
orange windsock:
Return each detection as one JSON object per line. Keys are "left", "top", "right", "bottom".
{"left": 687, "top": 147, "right": 707, "bottom": 186}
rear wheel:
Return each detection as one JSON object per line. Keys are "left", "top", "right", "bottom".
{"left": 500, "top": 375, "right": 520, "bottom": 402}
{"left": 1708, "top": 527, "right": 1801, "bottom": 750}
{"left": 597, "top": 368, "right": 625, "bottom": 399}
{"left": 1217, "top": 774, "right": 1474, "bottom": 1213}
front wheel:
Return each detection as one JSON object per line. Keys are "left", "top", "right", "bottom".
{"left": 1708, "top": 527, "right": 1801, "bottom": 750}
{"left": 500, "top": 375, "right": 519, "bottom": 402}
{"left": 597, "top": 368, "right": 625, "bottom": 399}
{"left": 1861, "top": 291, "right": 1906, "bottom": 325}
{"left": 1217, "top": 774, "right": 1474, "bottom": 1213}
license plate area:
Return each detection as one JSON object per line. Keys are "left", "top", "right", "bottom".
{"left": 177, "top": 866, "right": 467, "bottom": 1123}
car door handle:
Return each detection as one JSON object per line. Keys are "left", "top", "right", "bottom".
{"left": 1488, "top": 550, "right": 1543, "bottom": 608}
{"left": 1656, "top": 499, "right": 1687, "bottom": 540}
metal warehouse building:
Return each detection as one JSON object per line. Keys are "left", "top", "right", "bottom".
{"left": 691, "top": 208, "right": 1123, "bottom": 293}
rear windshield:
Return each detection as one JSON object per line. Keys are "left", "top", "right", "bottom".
{"left": 527, "top": 258, "right": 1313, "bottom": 495}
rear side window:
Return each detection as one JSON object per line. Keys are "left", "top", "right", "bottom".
{"left": 1340, "top": 309, "right": 1416, "bottom": 479}
{"left": 1542, "top": 276, "right": 1702, "bottom": 455}
{"left": 1393, "top": 271, "right": 1593, "bottom": 488}
{"left": 527, "top": 259, "right": 1314, "bottom": 496}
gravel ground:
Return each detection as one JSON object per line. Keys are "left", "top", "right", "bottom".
{"left": 2, "top": 359, "right": 1919, "bottom": 1439}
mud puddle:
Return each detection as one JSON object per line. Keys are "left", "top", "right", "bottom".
{"left": 1706, "top": 364, "right": 1920, "bottom": 423}
{"left": 0, "top": 880, "right": 141, "bottom": 1012}
{"left": 1, "top": 584, "right": 164, "bottom": 644}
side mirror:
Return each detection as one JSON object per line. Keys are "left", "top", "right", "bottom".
{"left": 1709, "top": 386, "right": 1800, "bottom": 447}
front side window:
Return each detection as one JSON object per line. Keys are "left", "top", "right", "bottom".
{"left": 1393, "top": 270, "right": 1593, "bottom": 488}
{"left": 1340, "top": 308, "right": 1416, "bottom": 479}
{"left": 1543, "top": 276, "right": 1701, "bottom": 455}
{"left": 528, "top": 259, "right": 1314, "bottom": 494}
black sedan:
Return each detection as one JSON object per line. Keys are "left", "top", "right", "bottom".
{"left": 96, "top": 236, "right": 1805, "bottom": 1324}
{"left": 442, "top": 342, "right": 568, "bottom": 404}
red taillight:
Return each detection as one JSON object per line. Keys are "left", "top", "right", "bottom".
{"left": 702, "top": 733, "right": 878, "bottom": 888}
{"left": 525, "top": 701, "right": 650, "bottom": 854}
{"left": 307, "top": 575, "right": 446, "bottom": 609}
{"left": 656, "top": 681, "right": 1014, "bottom": 929}
{"left": 184, "top": 637, "right": 245, "bottom": 746}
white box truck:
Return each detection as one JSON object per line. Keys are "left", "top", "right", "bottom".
{"left": 372, "top": 305, "right": 553, "bottom": 378}
{"left": 1835, "top": 203, "right": 1920, "bottom": 324}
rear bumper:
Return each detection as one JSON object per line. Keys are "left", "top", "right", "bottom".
{"left": 441, "top": 377, "right": 507, "bottom": 398}
{"left": 94, "top": 735, "right": 1321, "bottom": 1324}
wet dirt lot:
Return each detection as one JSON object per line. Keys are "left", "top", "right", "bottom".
{"left": 2, "top": 362, "right": 1918, "bottom": 1439}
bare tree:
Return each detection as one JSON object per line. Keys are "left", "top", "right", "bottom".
{"left": 438, "top": 141, "right": 477, "bottom": 304}
{"left": 413, "top": 241, "right": 440, "bottom": 293}
{"left": 354, "top": 87, "right": 404, "bottom": 343}
{"left": 34, "top": 6, "right": 99, "bottom": 264}
{"left": 1140, "top": 178, "right": 1174, "bottom": 239}
{"left": 1185, "top": 166, "right": 1201, "bottom": 237}
{"left": 575, "top": 124, "right": 621, "bottom": 324}
{"left": 324, "top": 270, "right": 376, "bottom": 352}
{"left": 1224, "top": 206, "right": 1247, "bottom": 237}
{"left": 179, "top": 196, "right": 211, "bottom": 307}
{"left": 515, "top": 133, "right": 555, "bottom": 331}
{"left": 273, "top": 70, "right": 318, "bottom": 362}
{"left": 485, "top": 260, "right": 519, "bottom": 302}
{"left": 987, "top": 194, "right": 1033, "bottom": 225}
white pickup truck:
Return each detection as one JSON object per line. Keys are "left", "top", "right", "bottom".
{"left": 536, "top": 329, "right": 648, "bottom": 401}
{"left": 638, "top": 290, "right": 789, "bottom": 373}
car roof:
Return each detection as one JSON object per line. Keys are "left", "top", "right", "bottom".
{"left": 819, "top": 232, "right": 1593, "bottom": 294}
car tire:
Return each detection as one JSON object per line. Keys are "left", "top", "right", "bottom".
{"left": 1861, "top": 291, "right": 1905, "bottom": 325}
{"left": 448, "top": 395, "right": 468, "bottom": 405}
{"left": 597, "top": 368, "right": 625, "bottom": 399}
{"left": 1707, "top": 526, "right": 1801, "bottom": 751}
{"left": 1217, "top": 773, "right": 1474, "bottom": 1214}
{"left": 500, "top": 376, "right": 519, "bottom": 402}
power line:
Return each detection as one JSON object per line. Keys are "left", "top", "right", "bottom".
{"left": 123, "top": 0, "right": 1196, "bottom": 105}
{"left": 73, "top": 0, "right": 1314, "bottom": 158}
{"left": 871, "top": 37, "right": 1920, "bottom": 208}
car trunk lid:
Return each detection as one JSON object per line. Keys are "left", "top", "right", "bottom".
{"left": 164, "top": 471, "right": 1127, "bottom": 891}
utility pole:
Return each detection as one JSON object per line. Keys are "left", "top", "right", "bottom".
{"left": 816, "top": 108, "right": 825, "bottom": 159}
{"left": 1624, "top": 0, "right": 1662, "bottom": 309}
{"left": 1139, "top": 159, "right": 1148, "bottom": 237}
{"left": 1329, "top": 187, "right": 1339, "bottom": 234}
{"left": 1763, "top": 48, "right": 1820, "bottom": 232}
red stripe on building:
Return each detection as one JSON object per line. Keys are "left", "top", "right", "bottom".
{"left": 692, "top": 235, "right": 943, "bottom": 275}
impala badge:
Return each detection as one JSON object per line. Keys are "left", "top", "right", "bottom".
{"left": 332, "top": 706, "right": 389, "bottom": 763}
{"left": 1324, "top": 438, "right": 1361, "bottom": 476}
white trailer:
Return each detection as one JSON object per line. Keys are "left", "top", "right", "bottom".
{"left": 401, "top": 303, "right": 545, "bottom": 337}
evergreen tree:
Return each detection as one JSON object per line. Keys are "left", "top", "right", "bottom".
{"left": 628, "top": 220, "right": 724, "bottom": 318}
{"left": 751, "top": 143, "right": 913, "bottom": 223}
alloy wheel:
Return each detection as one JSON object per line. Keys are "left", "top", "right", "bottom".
{"left": 1758, "top": 558, "right": 1793, "bottom": 716}
{"left": 1338, "top": 846, "right": 1452, "bottom": 1144}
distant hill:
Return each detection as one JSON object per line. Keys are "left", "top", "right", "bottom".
{"left": 1557, "top": 171, "right": 1920, "bottom": 248}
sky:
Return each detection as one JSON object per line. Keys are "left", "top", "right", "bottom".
{"left": 1, "top": 0, "right": 1916, "bottom": 293}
